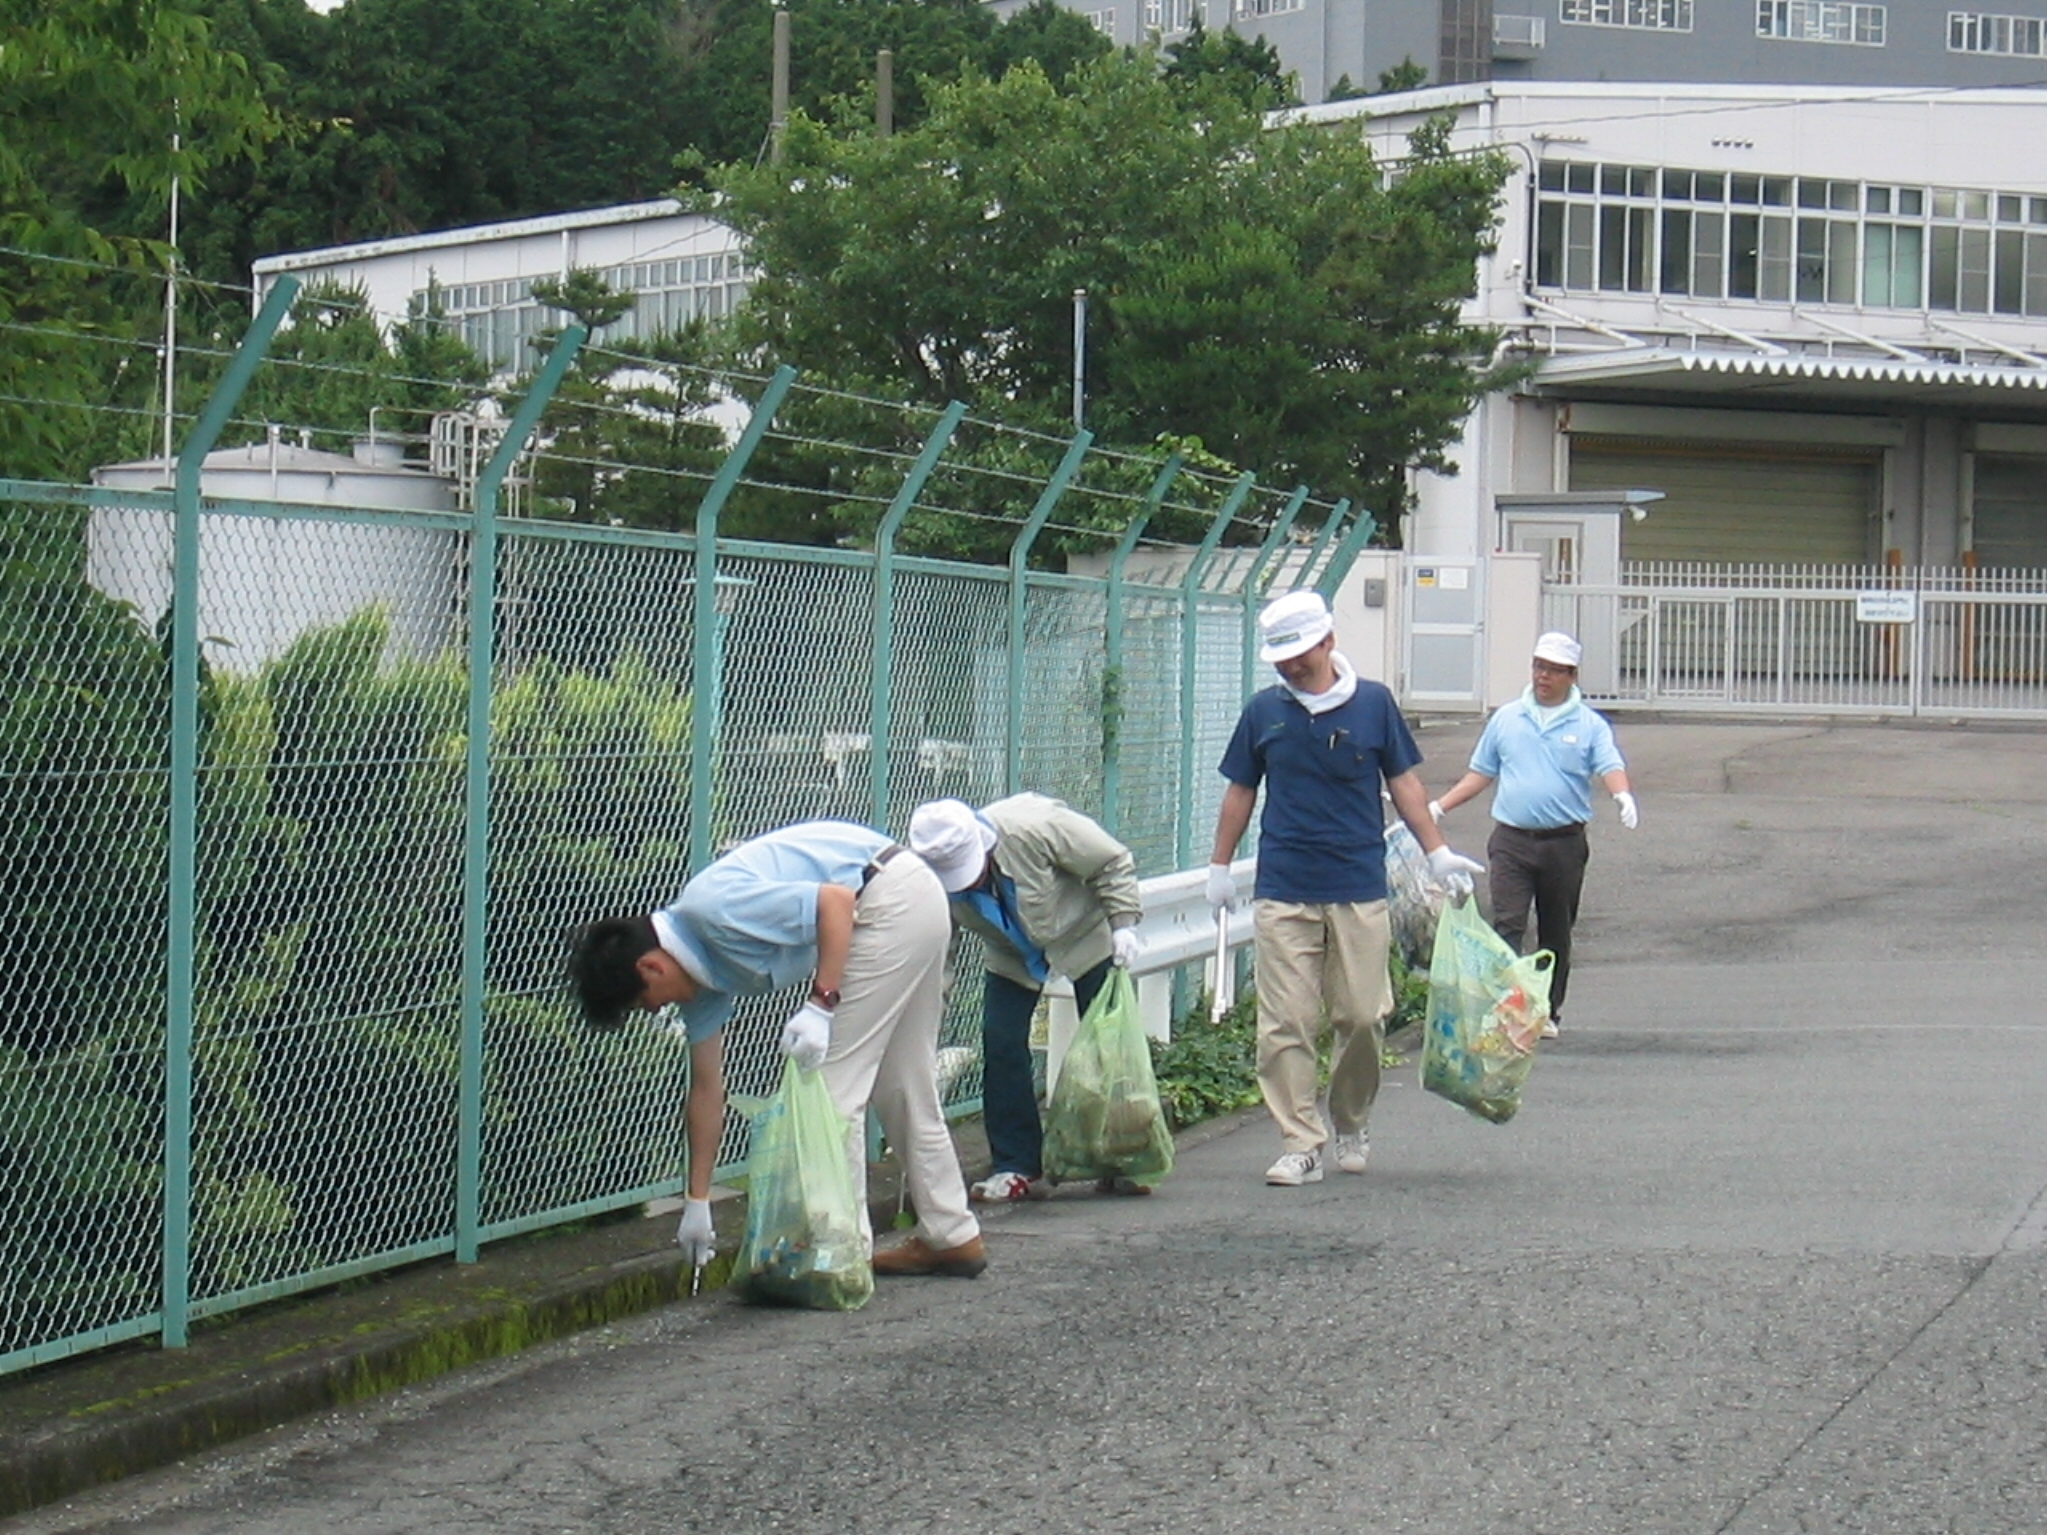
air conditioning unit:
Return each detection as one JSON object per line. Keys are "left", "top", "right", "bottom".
{"left": 1492, "top": 13, "right": 1545, "bottom": 55}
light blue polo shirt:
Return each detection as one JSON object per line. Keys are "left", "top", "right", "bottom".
{"left": 654, "top": 820, "right": 892, "bottom": 1043}
{"left": 1471, "top": 690, "right": 1625, "bottom": 831}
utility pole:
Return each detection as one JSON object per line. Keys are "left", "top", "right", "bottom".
{"left": 161, "top": 113, "right": 182, "bottom": 469}
{"left": 770, "top": 8, "right": 790, "bottom": 164}
{"left": 1072, "top": 288, "right": 1088, "bottom": 430}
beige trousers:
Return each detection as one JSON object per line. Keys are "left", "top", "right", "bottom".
{"left": 1253, "top": 898, "right": 1394, "bottom": 1154}
{"left": 821, "top": 852, "right": 979, "bottom": 1253}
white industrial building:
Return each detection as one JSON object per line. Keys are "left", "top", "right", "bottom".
{"left": 251, "top": 201, "right": 749, "bottom": 376}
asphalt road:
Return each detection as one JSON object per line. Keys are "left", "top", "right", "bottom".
{"left": 13, "top": 717, "right": 2047, "bottom": 1535}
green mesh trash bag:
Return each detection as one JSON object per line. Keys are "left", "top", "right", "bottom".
{"left": 738, "top": 1060, "right": 873, "bottom": 1310}
{"left": 1042, "top": 969, "right": 1175, "bottom": 1185}
{"left": 1421, "top": 896, "right": 1554, "bottom": 1126}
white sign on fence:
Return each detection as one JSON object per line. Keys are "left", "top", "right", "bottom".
{"left": 1855, "top": 591, "right": 1918, "bottom": 625}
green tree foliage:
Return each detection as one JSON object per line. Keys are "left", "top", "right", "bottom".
{"left": 670, "top": 0, "right": 1111, "bottom": 176}
{"left": 0, "top": 0, "right": 279, "bottom": 480}
{"left": 708, "top": 53, "right": 1512, "bottom": 521}
{"left": 1159, "top": 17, "right": 1297, "bottom": 109}
{"left": 1376, "top": 57, "right": 1430, "bottom": 93}
{"left": 216, "top": 279, "right": 491, "bottom": 453}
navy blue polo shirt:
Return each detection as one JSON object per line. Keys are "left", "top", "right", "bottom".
{"left": 1218, "top": 681, "right": 1423, "bottom": 904}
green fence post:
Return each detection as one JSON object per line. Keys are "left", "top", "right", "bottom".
{"left": 1101, "top": 455, "right": 1181, "bottom": 837}
{"left": 1317, "top": 503, "right": 1383, "bottom": 601}
{"left": 869, "top": 401, "right": 966, "bottom": 830}
{"left": 454, "top": 324, "right": 585, "bottom": 1265}
{"left": 1005, "top": 430, "right": 1093, "bottom": 796}
{"left": 1173, "top": 473, "right": 1254, "bottom": 872}
{"left": 163, "top": 274, "right": 299, "bottom": 1348}
{"left": 1296, "top": 499, "right": 1351, "bottom": 593}
{"left": 689, "top": 365, "right": 797, "bottom": 874}
{"left": 1241, "top": 486, "right": 1311, "bottom": 699}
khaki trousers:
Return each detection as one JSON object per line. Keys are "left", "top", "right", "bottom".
{"left": 1253, "top": 899, "right": 1394, "bottom": 1154}
{"left": 820, "top": 852, "right": 979, "bottom": 1254}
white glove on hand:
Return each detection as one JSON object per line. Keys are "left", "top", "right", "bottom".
{"left": 1110, "top": 926, "right": 1142, "bottom": 969}
{"left": 676, "top": 1197, "right": 716, "bottom": 1267}
{"left": 778, "top": 1000, "right": 832, "bottom": 1071}
{"left": 1205, "top": 863, "right": 1235, "bottom": 911}
{"left": 1614, "top": 791, "right": 1639, "bottom": 830}
{"left": 1426, "top": 844, "right": 1485, "bottom": 899}
{"left": 1426, "top": 799, "right": 1445, "bottom": 824}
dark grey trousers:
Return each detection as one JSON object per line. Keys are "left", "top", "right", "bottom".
{"left": 1485, "top": 822, "right": 1591, "bottom": 1018}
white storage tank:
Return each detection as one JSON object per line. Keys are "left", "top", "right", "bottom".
{"left": 89, "top": 432, "right": 465, "bottom": 670}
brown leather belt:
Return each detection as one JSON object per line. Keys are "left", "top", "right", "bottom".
{"left": 860, "top": 843, "right": 908, "bottom": 889}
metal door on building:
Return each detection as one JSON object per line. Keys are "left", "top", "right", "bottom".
{"left": 1404, "top": 559, "right": 1483, "bottom": 706}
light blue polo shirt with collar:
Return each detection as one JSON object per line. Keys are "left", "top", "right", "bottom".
{"left": 1471, "top": 689, "right": 1625, "bottom": 831}
{"left": 653, "top": 820, "right": 892, "bottom": 1043}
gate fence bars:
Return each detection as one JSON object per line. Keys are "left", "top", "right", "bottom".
{"left": 1543, "top": 562, "right": 2047, "bottom": 719}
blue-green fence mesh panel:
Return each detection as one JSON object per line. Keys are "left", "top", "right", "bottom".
{"left": 0, "top": 470, "right": 1333, "bottom": 1375}
{"left": 1, "top": 498, "right": 170, "bottom": 1358}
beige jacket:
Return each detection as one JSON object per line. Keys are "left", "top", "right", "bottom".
{"left": 952, "top": 792, "right": 1143, "bottom": 990}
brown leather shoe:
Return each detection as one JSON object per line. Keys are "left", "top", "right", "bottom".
{"left": 871, "top": 1234, "right": 987, "bottom": 1278}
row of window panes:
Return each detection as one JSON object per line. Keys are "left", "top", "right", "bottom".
{"left": 1756, "top": 0, "right": 1887, "bottom": 40}
{"left": 1538, "top": 163, "right": 2047, "bottom": 226}
{"left": 1559, "top": 0, "right": 1692, "bottom": 26}
{"left": 1236, "top": 0, "right": 1303, "bottom": 15}
{"left": 1949, "top": 9, "right": 2047, "bottom": 49}
{"left": 1145, "top": 0, "right": 1194, "bottom": 28}
{"left": 1083, "top": 7, "right": 1115, "bottom": 30}
{"left": 417, "top": 276, "right": 750, "bottom": 369}
{"left": 1535, "top": 198, "right": 2047, "bottom": 315}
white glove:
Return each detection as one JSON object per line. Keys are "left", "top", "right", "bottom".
{"left": 1426, "top": 799, "right": 1445, "bottom": 824}
{"left": 1110, "top": 926, "right": 1142, "bottom": 969}
{"left": 778, "top": 1000, "right": 831, "bottom": 1070}
{"left": 1426, "top": 844, "right": 1485, "bottom": 898}
{"left": 676, "top": 1197, "right": 716, "bottom": 1266}
{"left": 1205, "top": 863, "right": 1235, "bottom": 911}
{"left": 1614, "top": 791, "right": 1639, "bottom": 830}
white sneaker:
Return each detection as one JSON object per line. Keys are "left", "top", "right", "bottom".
{"left": 970, "top": 1171, "right": 1048, "bottom": 1203}
{"left": 1540, "top": 1016, "right": 1560, "bottom": 1040}
{"left": 1332, "top": 1133, "right": 1370, "bottom": 1175}
{"left": 1265, "top": 1150, "right": 1323, "bottom": 1186}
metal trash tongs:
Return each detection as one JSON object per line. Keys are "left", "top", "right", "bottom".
{"left": 1210, "top": 904, "right": 1235, "bottom": 1023}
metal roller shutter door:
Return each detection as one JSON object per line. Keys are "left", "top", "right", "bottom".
{"left": 1971, "top": 455, "right": 2047, "bottom": 570}
{"left": 1570, "top": 440, "right": 1878, "bottom": 564}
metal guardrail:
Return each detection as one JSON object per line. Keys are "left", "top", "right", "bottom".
{"left": 1040, "top": 857, "right": 1258, "bottom": 1083}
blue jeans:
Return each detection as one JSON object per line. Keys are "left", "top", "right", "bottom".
{"left": 982, "top": 960, "right": 1111, "bottom": 1180}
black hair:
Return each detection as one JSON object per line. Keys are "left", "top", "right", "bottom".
{"left": 567, "top": 915, "right": 659, "bottom": 1031}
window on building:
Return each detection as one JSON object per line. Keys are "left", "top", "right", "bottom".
{"left": 1530, "top": 160, "right": 2047, "bottom": 319}
{"left": 1439, "top": 0, "right": 1493, "bottom": 81}
{"left": 1756, "top": 0, "right": 1886, "bottom": 42}
{"left": 1083, "top": 7, "right": 1117, "bottom": 30}
{"left": 1144, "top": 0, "right": 1196, "bottom": 30}
{"left": 1948, "top": 10, "right": 2047, "bottom": 51}
{"left": 1559, "top": 0, "right": 1692, "bottom": 27}
{"left": 1236, "top": 0, "right": 1301, "bottom": 15}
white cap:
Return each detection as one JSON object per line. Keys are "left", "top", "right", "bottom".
{"left": 906, "top": 799, "right": 996, "bottom": 893}
{"left": 1532, "top": 631, "right": 1583, "bottom": 668}
{"left": 1257, "top": 589, "right": 1334, "bottom": 664}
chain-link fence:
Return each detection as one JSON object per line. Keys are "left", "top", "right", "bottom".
{"left": 0, "top": 296, "right": 1373, "bottom": 1377}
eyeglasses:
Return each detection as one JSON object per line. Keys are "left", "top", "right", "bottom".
{"left": 1530, "top": 661, "right": 1576, "bottom": 676}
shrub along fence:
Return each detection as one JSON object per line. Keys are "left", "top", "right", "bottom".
{"left": 0, "top": 283, "right": 1376, "bottom": 1376}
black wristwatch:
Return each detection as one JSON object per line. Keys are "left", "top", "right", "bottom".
{"left": 809, "top": 982, "right": 841, "bottom": 1010}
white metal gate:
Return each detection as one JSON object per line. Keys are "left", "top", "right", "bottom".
{"left": 1542, "top": 563, "right": 2047, "bottom": 719}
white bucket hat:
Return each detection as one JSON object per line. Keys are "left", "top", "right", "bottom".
{"left": 906, "top": 799, "right": 996, "bottom": 893}
{"left": 1257, "top": 590, "right": 1334, "bottom": 664}
{"left": 1532, "top": 631, "right": 1583, "bottom": 668}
